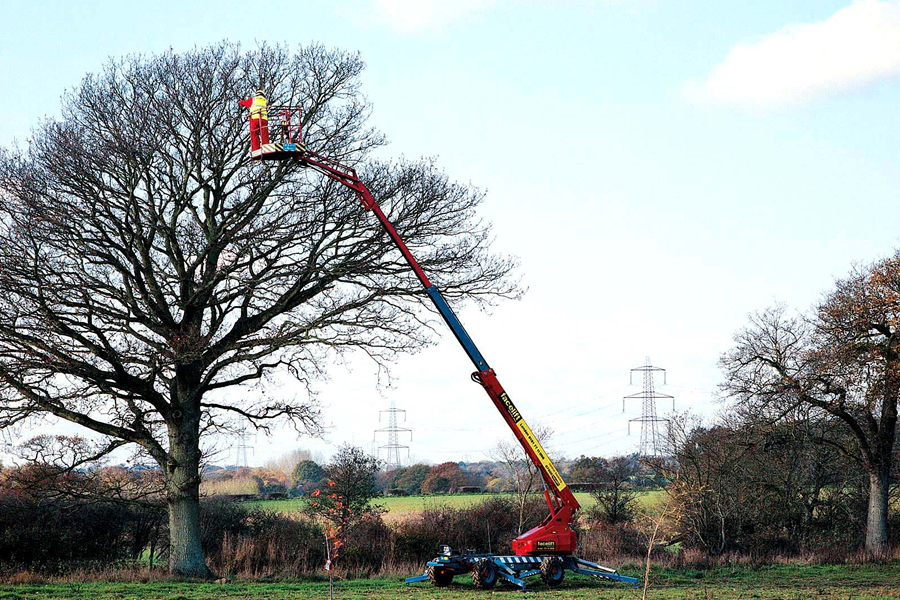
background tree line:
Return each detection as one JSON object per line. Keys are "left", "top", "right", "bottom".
{"left": 0, "top": 442, "right": 651, "bottom": 577}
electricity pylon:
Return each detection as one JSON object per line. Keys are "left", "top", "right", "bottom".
{"left": 374, "top": 400, "right": 412, "bottom": 469}
{"left": 623, "top": 357, "right": 674, "bottom": 457}
{"left": 233, "top": 426, "right": 254, "bottom": 467}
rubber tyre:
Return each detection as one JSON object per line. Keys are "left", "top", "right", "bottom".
{"left": 427, "top": 565, "right": 453, "bottom": 587}
{"left": 472, "top": 559, "right": 498, "bottom": 590}
{"left": 540, "top": 557, "right": 565, "bottom": 587}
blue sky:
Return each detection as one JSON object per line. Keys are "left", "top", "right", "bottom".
{"left": 1, "top": 0, "right": 899, "bottom": 466}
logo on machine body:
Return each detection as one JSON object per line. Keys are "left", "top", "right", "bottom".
{"left": 536, "top": 540, "right": 557, "bottom": 551}
{"left": 499, "top": 392, "right": 522, "bottom": 422}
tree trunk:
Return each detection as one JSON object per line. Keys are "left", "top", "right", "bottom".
{"left": 864, "top": 468, "right": 890, "bottom": 557}
{"left": 167, "top": 416, "right": 212, "bottom": 578}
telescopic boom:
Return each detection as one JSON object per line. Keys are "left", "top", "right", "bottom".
{"left": 243, "top": 107, "right": 580, "bottom": 555}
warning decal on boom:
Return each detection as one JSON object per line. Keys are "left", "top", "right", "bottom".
{"left": 498, "top": 392, "right": 567, "bottom": 492}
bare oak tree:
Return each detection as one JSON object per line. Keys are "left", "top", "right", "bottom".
{"left": 0, "top": 43, "right": 519, "bottom": 576}
{"left": 721, "top": 251, "right": 900, "bottom": 556}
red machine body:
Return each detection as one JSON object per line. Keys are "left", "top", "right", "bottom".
{"left": 242, "top": 100, "right": 580, "bottom": 556}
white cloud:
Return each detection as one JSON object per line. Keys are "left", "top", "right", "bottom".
{"left": 684, "top": 0, "right": 900, "bottom": 109}
{"left": 372, "top": 0, "right": 497, "bottom": 33}
{"left": 369, "top": 0, "right": 650, "bottom": 33}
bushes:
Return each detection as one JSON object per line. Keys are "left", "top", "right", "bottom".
{"left": 0, "top": 489, "right": 395, "bottom": 577}
{"left": 0, "top": 492, "right": 165, "bottom": 572}
{"left": 205, "top": 503, "right": 394, "bottom": 577}
{"left": 2, "top": 486, "right": 892, "bottom": 578}
{"left": 390, "top": 495, "right": 546, "bottom": 564}
{"left": 207, "top": 508, "right": 326, "bottom": 577}
{"left": 337, "top": 514, "right": 392, "bottom": 575}
{"left": 576, "top": 519, "right": 646, "bottom": 561}
{"left": 199, "top": 497, "right": 254, "bottom": 557}
{"left": 0, "top": 489, "right": 643, "bottom": 577}
{"left": 667, "top": 416, "right": 880, "bottom": 558}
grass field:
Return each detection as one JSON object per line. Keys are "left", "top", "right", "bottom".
{"left": 1, "top": 563, "right": 898, "bottom": 599}
{"left": 249, "top": 490, "right": 665, "bottom": 517}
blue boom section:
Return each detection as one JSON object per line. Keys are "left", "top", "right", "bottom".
{"left": 426, "top": 285, "right": 490, "bottom": 372}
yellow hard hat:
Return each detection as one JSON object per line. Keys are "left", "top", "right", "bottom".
{"left": 255, "top": 89, "right": 266, "bottom": 97}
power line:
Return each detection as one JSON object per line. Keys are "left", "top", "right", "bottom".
{"left": 531, "top": 395, "right": 613, "bottom": 422}
{"left": 550, "top": 402, "right": 624, "bottom": 439}
{"left": 559, "top": 430, "right": 632, "bottom": 448}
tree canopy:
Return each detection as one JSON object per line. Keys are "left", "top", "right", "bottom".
{"left": 0, "top": 42, "right": 519, "bottom": 575}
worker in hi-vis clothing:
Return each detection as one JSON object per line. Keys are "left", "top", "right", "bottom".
{"left": 239, "top": 90, "right": 269, "bottom": 151}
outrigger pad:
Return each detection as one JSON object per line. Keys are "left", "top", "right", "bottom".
{"left": 249, "top": 142, "right": 307, "bottom": 161}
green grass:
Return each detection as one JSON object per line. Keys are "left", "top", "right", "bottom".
{"left": 249, "top": 490, "right": 665, "bottom": 517}
{"left": 1, "top": 564, "right": 899, "bottom": 599}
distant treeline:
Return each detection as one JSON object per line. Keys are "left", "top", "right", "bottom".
{"left": 199, "top": 454, "right": 663, "bottom": 499}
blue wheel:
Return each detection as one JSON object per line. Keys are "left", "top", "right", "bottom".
{"left": 472, "top": 559, "right": 497, "bottom": 589}
{"left": 540, "top": 557, "right": 565, "bottom": 586}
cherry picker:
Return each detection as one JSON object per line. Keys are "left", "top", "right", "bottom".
{"left": 240, "top": 97, "right": 639, "bottom": 591}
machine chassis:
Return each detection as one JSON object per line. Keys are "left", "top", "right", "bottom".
{"left": 405, "top": 545, "right": 640, "bottom": 590}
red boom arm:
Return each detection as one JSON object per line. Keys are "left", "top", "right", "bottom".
{"left": 247, "top": 132, "right": 581, "bottom": 555}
